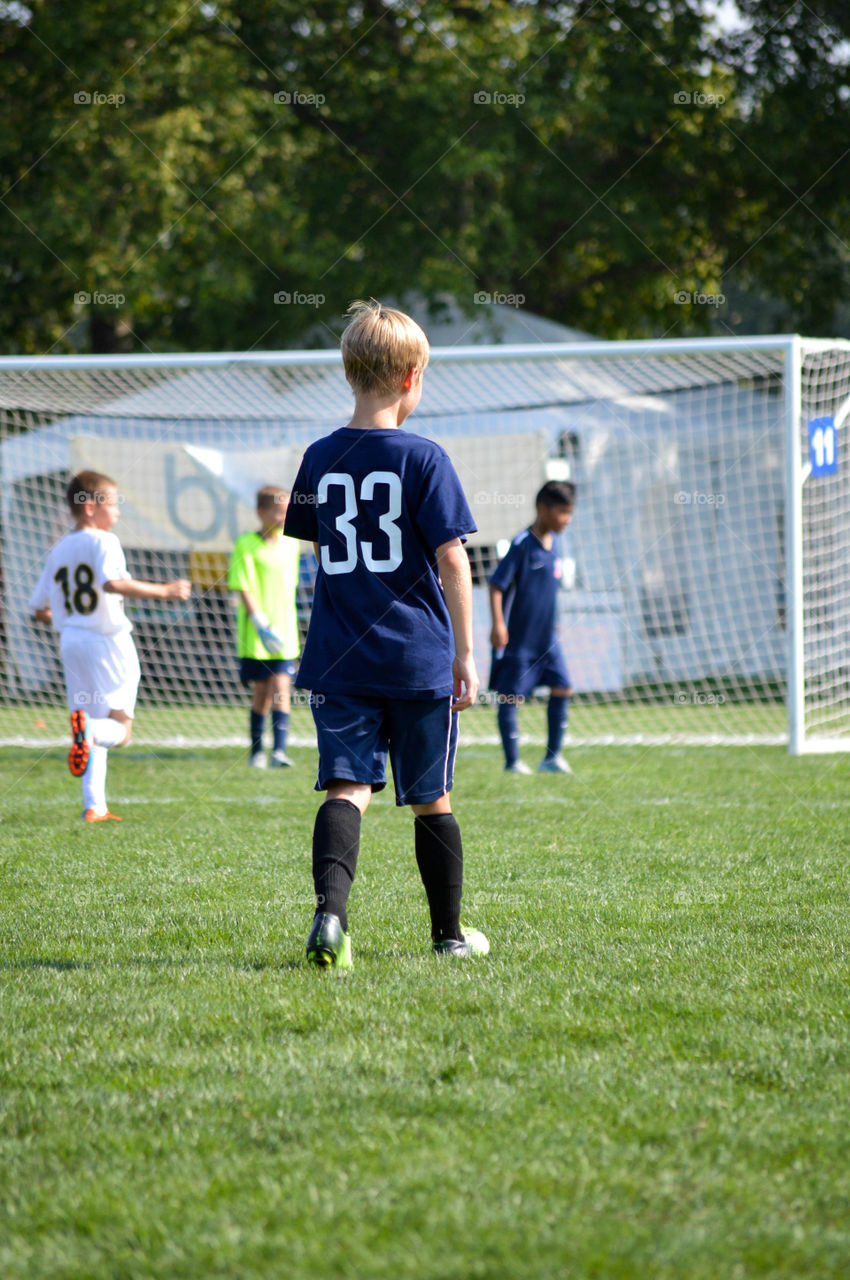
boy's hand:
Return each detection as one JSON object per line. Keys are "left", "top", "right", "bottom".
{"left": 490, "top": 621, "right": 508, "bottom": 650}
{"left": 250, "top": 610, "right": 285, "bottom": 654}
{"left": 257, "top": 627, "right": 285, "bottom": 654}
{"left": 165, "top": 579, "right": 192, "bottom": 601}
{"left": 452, "top": 653, "right": 479, "bottom": 712}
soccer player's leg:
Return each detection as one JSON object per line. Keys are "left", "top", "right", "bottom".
{"left": 68, "top": 707, "right": 93, "bottom": 776}
{"left": 305, "top": 693, "right": 386, "bottom": 968}
{"left": 63, "top": 632, "right": 95, "bottom": 776}
{"left": 270, "top": 661, "right": 296, "bottom": 767}
{"left": 490, "top": 654, "right": 534, "bottom": 773}
{"left": 389, "top": 698, "right": 489, "bottom": 957}
{"left": 248, "top": 664, "right": 272, "bottom": 767}
{"left": 538, "top": 647, "right": 573, "bottom": 773}
{"left": 63, "top": 631, "right": 134, "bottom": 819}
{"left": 83, "top": 636, "right": 138, "bottom": 820}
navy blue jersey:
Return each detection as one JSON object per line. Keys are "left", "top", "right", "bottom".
{"left": 490, "top": 528, "right": 562, "bottom": 660}
{"left": 284, "top": 426, "right": 476, "bottom": 698}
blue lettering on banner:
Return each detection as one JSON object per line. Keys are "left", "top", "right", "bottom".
{"left": 164, "top": 454, "right": 240, "bottom": 542}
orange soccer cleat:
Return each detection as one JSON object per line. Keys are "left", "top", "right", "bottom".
{"left": 68, "top": 710, "right": 92, "bottom": 777}
{"left": 83, "top": 809, "right": 122, "bottom": 823}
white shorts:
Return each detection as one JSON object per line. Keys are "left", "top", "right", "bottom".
{"left": 60, "top": 627, "right": 141, "bottom": 718}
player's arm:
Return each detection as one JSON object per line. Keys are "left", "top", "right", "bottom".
{"left": 105, "top": 577, "right": 192, "bottom": 601}
{"left": 28, "top": 566, "right": 52, "bottom": 625}
{"left": 435, "top": 537, "right": 479, "bottom": 712}
{"left": 489, "top": 584, "right": 508, "bottom": 650}
{"left": 237, "top": 587, "right": 284, "bottom": 654}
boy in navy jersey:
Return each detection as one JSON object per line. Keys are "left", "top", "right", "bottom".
{"left": 284, "top": 300, "right": 488, "bottom": 967}
{"left": 489, "top": 481, "right": 576, "bottom": 774}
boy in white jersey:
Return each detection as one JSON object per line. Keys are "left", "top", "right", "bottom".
{"left": 28, "top": 470, "right": 192, "bottom": 821}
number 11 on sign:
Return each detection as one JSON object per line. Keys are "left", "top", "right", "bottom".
{"left": 808, "top": 416, "right": 838, "bottom": 477}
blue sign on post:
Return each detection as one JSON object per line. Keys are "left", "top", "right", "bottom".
{"left": 808, "top": 416, "right": 838, "bottom": 477}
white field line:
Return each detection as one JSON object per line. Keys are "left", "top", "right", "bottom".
{"left": 0, "top": 733, "right": 786, "bottom": 748}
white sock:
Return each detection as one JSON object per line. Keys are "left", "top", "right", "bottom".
{"left": 91, "top": 717, "right": 126, "bottom": 748}
{"left": 82, "top": 743, "right": 108, "bottom": 814}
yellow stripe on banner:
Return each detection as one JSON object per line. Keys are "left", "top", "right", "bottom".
{"left": 188, "top": 550, "right": 230, "bottom": 591}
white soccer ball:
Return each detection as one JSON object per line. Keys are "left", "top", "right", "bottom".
{"left": 461, "top": 928, "right": 490, "bottom": 956}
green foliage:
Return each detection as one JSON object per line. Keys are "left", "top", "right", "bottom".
{"left": 1, "top": 709, "right": 849, "bottom": 1277}
{"left": 1, "top": 0, "right": 848, "bottom": 351}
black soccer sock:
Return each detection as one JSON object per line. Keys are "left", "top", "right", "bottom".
{"left": 272, "top": 709, "right": 290, "bottom": 753}
{"left": 545, "top": 695, "right": 569, "bottom": 759}
{"left": 311, "top": 798, "right": 361, "bottom": 932}
{"left": 414, "top": 813, "right": 464, "bottom": 943}
{"left": 497, "top": 699, "right": 519, "bottom": 767}
{"left": 250, "top": 710, "right": 265, "bottom": 757}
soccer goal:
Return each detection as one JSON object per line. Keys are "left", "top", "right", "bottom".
{"left": 1, "top": 336, "right": 848, "bottom": 753}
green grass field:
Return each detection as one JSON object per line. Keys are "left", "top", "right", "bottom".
{"left": 2, "top": 705, "right": 849, "bottom": 1279}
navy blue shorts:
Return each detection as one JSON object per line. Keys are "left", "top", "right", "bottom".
{"left": 489, "top": 643, "right": 571, "bottom": 700}
{"left": 311, "top": 692, "right": 458, "bottom": 806}
{"left": 239, "top": 657, "right": 297, "bottom": 686}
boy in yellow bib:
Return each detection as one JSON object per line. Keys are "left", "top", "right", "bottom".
{"left": 228, "top": 485, "right": 300, "bottom": 768}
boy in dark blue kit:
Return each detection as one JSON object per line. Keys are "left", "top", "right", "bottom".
{"left": 489, "top": 480, "right": 576, "bottom": 774}
{"left": 284, "top": 300, "right": 488, "bottom": 967}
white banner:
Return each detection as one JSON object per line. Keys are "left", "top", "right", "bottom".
{"left": 70, "top": 436, "right": 305, "bottom": 551}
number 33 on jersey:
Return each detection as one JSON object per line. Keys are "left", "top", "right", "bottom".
{"left": 318, "top": 470, "right": 403, "bottom": 574}
{"left": 284, "top": 425, "right": 476, "bottom": 698}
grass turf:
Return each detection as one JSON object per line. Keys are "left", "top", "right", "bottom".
{"left": 1, "top": 709, "right": 848, "bottom": 1279}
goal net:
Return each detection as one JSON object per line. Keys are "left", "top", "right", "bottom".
{"left": 2, "top": 337, "right": 848, "bottom": 752}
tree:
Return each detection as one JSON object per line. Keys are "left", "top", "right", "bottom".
{"left": 1, "top": 0, "right": 848, "bottom": 352}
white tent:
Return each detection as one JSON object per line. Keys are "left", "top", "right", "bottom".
{"left": 1, "top": 347, "right": 786, "bottom": 695}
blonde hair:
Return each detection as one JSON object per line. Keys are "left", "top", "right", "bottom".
{"left": 341, "top": 299, "right": 429, "bottom": 396}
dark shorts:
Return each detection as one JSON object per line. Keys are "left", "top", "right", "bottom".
{"left": 311, "top": 692, "right": 458, "bottom": 806}
{"left": 489, "top": 643, "right": 571, "bottom": 700}
{"left": 239, "top": 657, "right": 297, "bottom": 686}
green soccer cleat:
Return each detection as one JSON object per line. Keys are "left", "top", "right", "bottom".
{"left": 433, "top": 927, "right": 490, "bottom": 958}
{"left": 306, "top": 912, "right": 353, "bottom": 970}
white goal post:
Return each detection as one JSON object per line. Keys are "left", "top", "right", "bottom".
{"left": 1, "top": 335, "right": 848, "bottom": 753}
